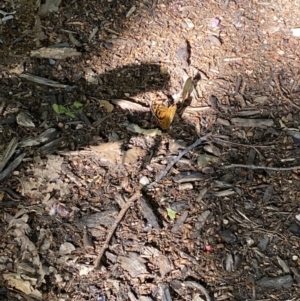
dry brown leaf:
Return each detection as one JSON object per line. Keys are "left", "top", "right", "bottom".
{"left": 90, "top": 141, "right": 123, "bottom": 164}
{"left": 123, "top": 147, "right": 146, "bottom": 164}
{"left": 97, "top": 99, "right": 114, "bottom": 112}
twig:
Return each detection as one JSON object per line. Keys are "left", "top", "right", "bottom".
{"left": 274, "top": 74, "right": 300, "bottom": 110}
{"left": 93, "top": 191, "right": 141, "bottom": 269}
{"left": 147, "top": 132, "right": 212, "bottom": 189}
{"left": 213, "top": 137, "right": 275, "bottom": 148}
{"left": 223, "top": 164, "right": 300, "bottom": 171}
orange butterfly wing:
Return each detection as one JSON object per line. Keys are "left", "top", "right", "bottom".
{"left": 151, "top": 104, "right": 177, "bottom": 130}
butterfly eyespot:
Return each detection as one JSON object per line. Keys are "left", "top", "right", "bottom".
{"left": 151, "top": 103, "right": 177, "bottom": 130}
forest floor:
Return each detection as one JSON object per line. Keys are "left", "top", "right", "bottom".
{"left": 1, "top": 0, "right": 300, "bottom": 300}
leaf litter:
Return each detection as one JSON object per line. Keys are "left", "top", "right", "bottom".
{"left": 1, "top": 0, "right": 300, "bottom": 300}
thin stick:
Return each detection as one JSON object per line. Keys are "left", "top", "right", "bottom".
{"left": 223, "top": 164, "right": 300, "bottom": 171}
{"left": 93, "top": 191, "right": 141, "bottom": 269}
{"left": 147, "top": 132, "right": 212, "bottom": 189}
{"left": 213, "top": 137, "right": 274, "bottom": 148}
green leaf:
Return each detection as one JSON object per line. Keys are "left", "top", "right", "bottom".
{"left": 65, "top": 111, "right": 76, "bottom": 118}
{"left": 53, "top": 104, "right": 67, "bottom": 115}
{"left": 167, "top": 208, "right": 177, "bottom": 220}
{"left": 72, "top": 100, "right": 84, "bottom": 109}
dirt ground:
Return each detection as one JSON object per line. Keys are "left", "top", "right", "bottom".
{"left": 1, "top": 0, "right": 300, "bottom": 300}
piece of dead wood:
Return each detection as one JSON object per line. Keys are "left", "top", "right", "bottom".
{"left": 223, "top": 164, "right": 300, "bottom": 171}
{"left": 139, "top": 197, "right": 160, "bottom": 229}
{"left": 147, "top": 132, "right": 212, "bottom": 189}
{"left": 159, "top": 284, "right": 173, "bottom": 301}
{"left": 231, "top": 118, "right": 274, "bottom": 127}
{"left": 30, "top": 47, "right": 81, "bottom": 59}
{"left": 213, "top": 137, "right": 274, "bottom": 148}
{"left": 19, "top": 128, "right": 59, "bottom": 147}
{"left": 172, "top": 171, "right": 205, "bottom": 183}
{"left": 171, "top": 211, "right": 188, "bottom": 233}
{"left": 93, "top": 191, "right": 141, "bottom": 269}
{"left": 39, "top": 137, "right": 65, "bottom": 154}
{"left": 184, "top": 106, "right": 211, "bottom": 113}
{"left": 111, "top": 99, "right": 149, "bottom": 112}
{"left": 20, "top": 73, "right": 71, "bottom": 89}
{"left": 0, "top": 153, "right": 25, "bottom": 181}
{"left": 0, "top": 137, "right": 18, "bottom": 172}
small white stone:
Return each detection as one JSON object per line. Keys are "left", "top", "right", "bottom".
{"left": 59, "top": 242, "right": 75, "bottom": 255}
{"left": 139, "top": 176, "right": 150, "bottom": 186}
{"left": 292, "top": 28, "right": 300, "bottom": 37}
{"left": 292, "top": 255, "right": 298, "bottom": 261}
{"left": 246, "top": 238, "right": 254, "bottom": 246}
{"left": 295, "top": 214, "right": 300, "bottom": 221}
{"left": 223, "top": 219, "right": 229, "bottom": 225}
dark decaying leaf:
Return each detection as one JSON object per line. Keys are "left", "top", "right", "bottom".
{"left": 289, "top": 222, "right": 300, "bottom": 236}
{"left": 220, "top": 229, "right": 237, "bottom": 243}
{"left": 263, "top": 186, "right": 273, "bottom": 202}
{"left": 257, "top": 235, "right": 269, "bottom": 252}
{"left": 191, "top": 210, "right": 211, "bottom": 239}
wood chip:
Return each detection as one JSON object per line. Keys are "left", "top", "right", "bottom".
{"left": 30, "top": 47, "right": 81, "bottom": 59}
{"left": 231, "top": 118, "right": 275, "bottom": 127}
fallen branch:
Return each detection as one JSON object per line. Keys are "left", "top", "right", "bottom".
{"left": 93, "top": 191, "right": 141, "bottom": 269}
{"left": 147, "top": 132, "right": 212, "bottom": 189}
{"left": 223, "top": 164, "right": 300, "bottom": 171}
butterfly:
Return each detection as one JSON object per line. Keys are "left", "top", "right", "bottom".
{"left": 151, "top": 103, "right": 177, "bottom": 130}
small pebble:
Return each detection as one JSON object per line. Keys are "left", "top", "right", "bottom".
{"left": 209, "top": 17, "right": 220, "bottom": 28}
{"left": 246, "top": 237, "right": 254, "bottom": 247}
{"left": 49, "top": 58, "right": 56, "bottom": 65}
{"left": 139, "top": 176, "right": 150, "bottom": 186}
{"left": 292, "top": 255, "right": 298, "bottom": 261}
{"left": 76, "top": 124, "right": 84, "bottom": 130}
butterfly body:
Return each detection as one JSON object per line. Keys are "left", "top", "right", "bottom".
{"left": 151, "top": 103, "right": 177, "bottom": 130}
